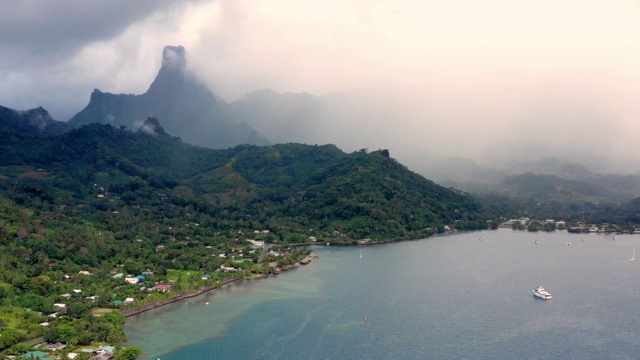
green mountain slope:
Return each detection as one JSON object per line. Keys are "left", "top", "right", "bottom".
{"left": 500, "top": 172, "right": 611, "bottom": 203}
{"left": 0, "top": 120, "right": 488, "bottom": 242}
{"left": 0, "top": 104, "right": 73, "bottom": 135}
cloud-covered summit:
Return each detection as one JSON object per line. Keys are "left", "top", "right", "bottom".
{"left": 68, "top": 45, "right": 269, "bottom": 149}
{"left": 160, "top": 46, "right": 187, "bottom": 71}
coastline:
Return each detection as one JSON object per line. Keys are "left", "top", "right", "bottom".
{"left": 120, "top": 253, "right": 319, "bottom": 319}
{"left": 120, "top": 277, "right": 243, "bottom": 318}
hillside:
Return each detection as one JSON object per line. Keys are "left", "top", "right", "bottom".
{"left": 0, "top": 119, "right": 488, "bottom": 241}
{"left": 0, "top": 105, "right": 73, "bottom": 135}
{"left": 499, "top": 172, "right": 611, "bottom": 203}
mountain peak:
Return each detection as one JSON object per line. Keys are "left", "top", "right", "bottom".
{"left": 161, "top": 45, "right": 186, "bottom": 72}
{"left": 145, "top": 45, "right": 188, "bottom": 98}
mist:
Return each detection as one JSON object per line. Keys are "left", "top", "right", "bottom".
{"left": 1, "top": 0, "right": 639, "bottom": 174}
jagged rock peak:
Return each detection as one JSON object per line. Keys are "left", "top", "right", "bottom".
{"left": 145, "top": 45, "right": 190, "bottom": 97}
{"left": 161, "top": 45, "right": 186, "bottom": 72}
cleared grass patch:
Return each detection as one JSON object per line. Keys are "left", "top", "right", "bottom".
{"left": 90, "top": 308, "right": 114, "bottom": 316}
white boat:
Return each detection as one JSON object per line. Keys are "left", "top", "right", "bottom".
{"left": 630, "top": 246, "right": 636, "bottom": 262}
{"left": 359, "top": 249, "right": 363, "bottom": 259}
{"left": 533, "top": 286, "right": 552, "bottom": 300}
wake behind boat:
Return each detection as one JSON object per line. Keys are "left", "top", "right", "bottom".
{"left": 533, "top": 286, "right": 552, "bottom": 300}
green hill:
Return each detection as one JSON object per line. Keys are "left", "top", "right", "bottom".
{"left": 0, "top": 104, "right": 73, "bottom": 135}
{"left": 500, "top": 172, "right": 611, "bottom": 203}
{"left": 0, "top": 119, "right": 488, "bottom": 242}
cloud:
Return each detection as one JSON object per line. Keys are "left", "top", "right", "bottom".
{"left": 0, "top": 0, "right": 639, "bottom": 172}
{"left": 0, "top": 0, "right": 202, "bottom": 119}
{"left": 0, "top": 1, "right": 184, "bottom": 67}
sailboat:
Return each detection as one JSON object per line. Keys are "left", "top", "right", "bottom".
{"left": 359, "top": 249, "right": 363, "bottom": 259}
{"left": 630, "top": 245, "right": 636, "bottom": 262}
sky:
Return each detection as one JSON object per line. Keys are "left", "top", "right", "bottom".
{"left": 1, "top": 0, "right": 639, "bottom": 171}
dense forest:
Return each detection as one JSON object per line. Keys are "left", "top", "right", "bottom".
{"left": 0, "top": 118, "right": 494, "bottom": 357}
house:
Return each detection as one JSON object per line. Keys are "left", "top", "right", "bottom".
{"left": 53, "top": 303, "right": 67, "bottom": 312}
{"left": 247, "top": 239, "right": 265, "bottom": 248}
{"left": 124, "top": 277, "right": 139, "bottom": 284}
{"left": 112, "top": 273, "right": 124, "bottom": 279}
{"left": 151, "top": 284, "right": 172, "bottom": 292}
{"left": 141, "top": 270, "right": 154, "bottom": 275}
{"left": 220, "top": 265, "right": 237, "bottom": 272}
{"left": 201, "top": 274, "right": 212, "bottom": 280}
{"left": 72, "top": 289, "right": 82, "bottom": 293}
{"left": 93, "top": 346, "right": 115, "bottom": 360}
{"left": 136, "top": 275, "right": 146, "bottom": 281}
{"left": 78, "top": 270, "right": 91, "bottom": 275}
{"left": 44, "top": 343, "right": 66, "bottom": 351}
{"left": 95, "top": 345, "right": 115, "bottom": 353}
{"left": 124, "top": 297, "right": 135, "bottom": 304}
{"left": 19, "top": 351, "right": 50, "bottom": 359}
{"left": 112, "top": 300, "right": 124, "bottom": 306}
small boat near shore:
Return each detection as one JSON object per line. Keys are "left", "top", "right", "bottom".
{"left": 533, "top": 286, "right": 552, "bottom": 300}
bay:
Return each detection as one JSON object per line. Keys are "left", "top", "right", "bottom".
{"left": 125, "top": 229, "right": 640, "bottom": 359}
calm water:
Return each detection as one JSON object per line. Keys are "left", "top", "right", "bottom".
{"left": 125, "top": 229, "right": 640, "bottom": 359}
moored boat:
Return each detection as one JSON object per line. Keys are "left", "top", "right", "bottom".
{"left": 533, "top": 286, "right": 552, "bottom": 300}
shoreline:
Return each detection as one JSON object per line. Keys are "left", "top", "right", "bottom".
{"left": 120, "top": 277, "right": 243, "bottom": 318}
{"left": 121, "top": 253, "right": 319, "bottom": 319}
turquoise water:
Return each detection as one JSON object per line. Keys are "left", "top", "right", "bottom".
{"left": 125, "top": 229, "right": 640, "bottom": 359}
